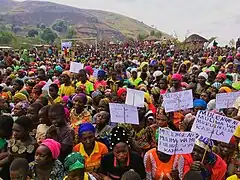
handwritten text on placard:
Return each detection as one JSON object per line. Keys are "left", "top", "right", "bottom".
{"left": 158, "top": 127, "right": 197, "bottom": 155}
{"left": 191, "top": 110, "right": 239, "bottom": 143}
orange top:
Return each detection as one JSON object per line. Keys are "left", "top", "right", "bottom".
{"left": 70, "top": 109, "right": 92, "bottom": 134}
{"left": 73, "top": 141, "right": 108, "bottom": 172}
{"left": 144, "top": 148, "right": 183, "bottom": 180}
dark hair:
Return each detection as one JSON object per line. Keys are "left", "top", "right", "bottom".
{"left": 40, "top": 105, "right": 50, "bottom": 114}
{"left": 15, "top": 116, "right": 33, "bottom": 132}
{"left": 37, "top": 96, "right": 49, "bottom": 106}
{"left": 0, "top": 115, "right": 14, "bottom": 139}
{"left": 10, "top": 158, "right": 29, "bottom": 173}
{"left": 30, "top": 102, "right": 44, "bottom": 112}
{"left": 49, "top": 104, "right": 65, "bottom": 115}
{"left": 121, "top": 170, "right": 141, "bottom": 180}
{"left": 49, "top": 83, "right": 59, "bottom": 92}
{"left": 184, "top": 171, "right": 203, "bottom": 180}
{"left": 79, "top": 69, "right": 87, "bottom": 76}
{"left": 14, "top": 79, "right": 24, "bottom": 88}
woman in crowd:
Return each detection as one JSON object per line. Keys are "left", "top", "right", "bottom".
{"left": 144, "top": 129, "right": 185, "bottom": 180}
{"left": 185, "top": 136, "right": 227, "bottom": 180}
{"left": 100, "top": 126, "right": 146, "bottom": 180}
{"left": 29, "top": 138, "right": 64, "bottom": 179}
{"left": 95, "top": 111, "right": 112, "bottom": 147}
{"left": 70, "top": 93, "right": 92, "bottom": 134}
{"left": 64, "top": 152, "right": 93, "bottom": 180}
{"left": 49, "top": 83, "right": 63, "bottom": 105}
{"left": 73, "top": 123, "right": 108, "bottom": 172}
{"left": 36, "top": 105, "right": 51, "bottom": 144}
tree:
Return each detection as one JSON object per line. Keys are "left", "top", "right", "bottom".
{"left": 0, "top": 31, "right": 15, "bottom": 44}
{"left": 66, "top": 27, "right": 76, "bottom": 39}
{"left": 52, "top": 19, "right": 68, "bottom": 33}
{"left": 229, "top": 39, "right": 235, "bottom": 48}
{"left": 41, "top": 28, "right": 58, "bottom": 43}
{"left": 150, "top": 30, "right": 155, "bottom": 36}
{"left": 155, "top": 31, "right": 162, "bottom": 38}
{"left": 40, "top": 23, "right": 46, "bottom": 30}
{"left": 28, "top": 29, "right": 38, "bottom": 37}
{"left": 137, "top": 33, "right": 147, "bottom": 41}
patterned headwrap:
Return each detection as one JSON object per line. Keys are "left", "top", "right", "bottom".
{"left": 110, "top": 126, "right": 129, "bottom": 150}
{"left": 15, "top": 101, "right": 30, "bottom": 112}
{"left": 72, "top": 93, "right": 87, "bottom": 105}
{"left": 64, "top": 152, "right": 85, "bottom": 172}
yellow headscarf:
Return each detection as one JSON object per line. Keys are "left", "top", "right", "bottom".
{"left": 14, "top": 93, "right": 28, "bottom": 101}
{"left": 140, "top": 62, "right": 148, "bottom": 71}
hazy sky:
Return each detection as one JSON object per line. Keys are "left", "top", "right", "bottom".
{"left": 15, "top": 0, "right": 240, "bottom": 44}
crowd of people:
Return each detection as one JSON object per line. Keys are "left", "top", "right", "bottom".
{"left": 0, "top": 40, "right": 239, "bottom": 180}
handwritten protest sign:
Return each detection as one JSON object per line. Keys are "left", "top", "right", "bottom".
{"left": 191, "top": 110, "right": 239, "bottom": 143}
{"left": 216, "top": 92, "right": 240, "bottom": 109}
{"left": 69, "top": 62, "right": 84, "bottom": 73}
{"left": 162, "top": 90, "right": 193, "bottom": 112}
{"left": 157, "top": 127, "right": 197, "bottom": 155}
{"left": 125, "top": 88, "right": 145, "bottom": 107}
{"left": 109, "top": 103, "right": 139, "bottom": 124}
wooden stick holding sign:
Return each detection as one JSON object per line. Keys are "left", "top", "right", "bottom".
{"left": 201, "top": 120, "right": 216, "bottom": 163}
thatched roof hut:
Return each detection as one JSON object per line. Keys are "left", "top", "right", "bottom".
{"left": 184, "top": 34, "right": 208, "bottom": 43}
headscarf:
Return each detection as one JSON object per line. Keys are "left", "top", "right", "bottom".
{"left": 216, "top": 73, "right": 227, "bottom": 80}
{"left": 110, "top": 126, "right": 129, "bottom": 149}
{"left": 232, "top": 82, "right": 240, "bottom": 90}
{"left": 198, "top": 72, "right": 208, "bottom": 80}
{"left": 140, "top": 62, "right": 148, "bottom": 71}
{"left": 54, "top": 65, "right": 63, "bottom": 73}
{"left": 117, "top": 88, "right": 127, "bottom": 97}
{"left": 91, "top": 91, "right": 102, "bottom": 98}
{"left": 131, "top": 68, "right": 138, "bottom": 73}
{"left": 172, "top": 73, "right": 182, "bottom": 81}
{"left": 219, "top": 86, "right": 232, "bottom": 93}
{"left": 72, "top": 93, "right": 87, "bottom": 105}
{"left": 151, "top": 87, "right": 160, "bottom": 95}
{"left": 193, "top": 99, "right": 207, "bottom": 109}
{"left": 14, "top": 101, "right": 30, "bottom": 113}
{"left": 153, "top": 71, "right": 163, "bottom": 80}
{"left": 211, "top": 82, "right": 222, "bottom": 89}
{"left": 62, "top": 71, "right": 71, "bottom": 78}
{"left": 195, "top": 135, "right": 214, "bottom": 152}
{"left": 14, "top": 93, "right": 28, "bottom": 101}
{"left": 97, "top": 70, "right": 106, "bottom": 77}
{"left": 64, "top": 152, "right": 85, "bottom": 172}
{"left": 78, "top": 123, "right": 95, "bottom": 137}
{"left": 85, "top": 66, "right": 94, "bottom": 75}
{"left": 41, "top": 139, "right": 61, "bottom": 159}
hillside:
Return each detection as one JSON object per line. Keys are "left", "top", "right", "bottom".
{"left": 0, "top": 0, "right": 170, "bottom": 42}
